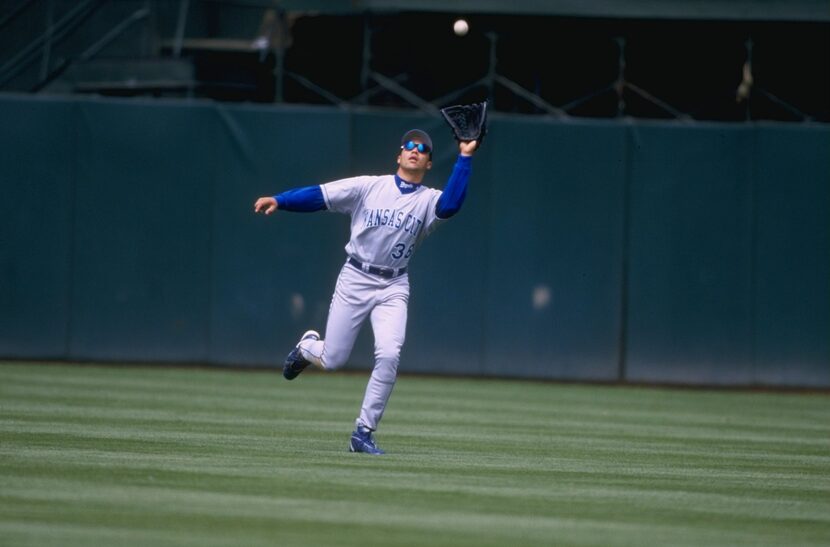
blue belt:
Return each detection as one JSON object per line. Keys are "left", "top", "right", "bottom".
{"left": 348, "top": 257, "right": 407, "bottom": 279}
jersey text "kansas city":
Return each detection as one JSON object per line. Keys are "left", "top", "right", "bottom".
{"left": 363, "top": 208, "right": 424, "bottom": 236}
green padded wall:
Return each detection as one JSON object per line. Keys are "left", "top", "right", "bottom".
{"left": 1, "top": 95, "right": 827, "bottom": 387}
{"left": 481, "top": 119, "right": 626, "bottom": 380}
{"left": 752, "top": 125, "right": 830, "bottom": 386}
{"left": 69, "top": 100, "right": 215, "bottom": 361}
{"left": 624, "top": 124, "right": 755, "bottom": 384}
{"left": 0, "top": 98, "right": 74, "bottom": 358}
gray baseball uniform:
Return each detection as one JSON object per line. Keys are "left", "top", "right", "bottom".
{"left": 273, "top": 131, "right": 472, "bottom": 440}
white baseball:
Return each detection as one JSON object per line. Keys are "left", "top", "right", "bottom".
{"left": 453, "top": 19, "right": 469, "bottom": 36}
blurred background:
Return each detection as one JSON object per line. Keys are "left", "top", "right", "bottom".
{"left": 1, "top": 0, "right": 828, "bottom": 121}
{"left": 1, "top": 0, "right": 828, "bottom": 387}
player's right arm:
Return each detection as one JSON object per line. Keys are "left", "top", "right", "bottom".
{"left": 253, "top": 185, "right": 327, "bottom": 215}
{"left": 255, "top": 176, "right": 370, "bottom": 216}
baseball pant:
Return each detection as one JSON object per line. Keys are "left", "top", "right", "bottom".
{"left": 300, "top": 261, "right": 409, "bottom": 431}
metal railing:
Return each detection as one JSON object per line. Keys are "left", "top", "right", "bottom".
{"left": 0, "top": 0, "right": 103, "bottom": 89}
{"left": 0, "top": 0, "right": 818, "bottom": 123}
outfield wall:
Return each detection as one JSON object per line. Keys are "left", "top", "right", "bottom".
{"left": 1, "top": 95, "right": 827, "bottom": 387}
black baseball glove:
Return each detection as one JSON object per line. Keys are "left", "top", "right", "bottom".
{"left": 440, "top": 101, "right": 488, "bottom": 148}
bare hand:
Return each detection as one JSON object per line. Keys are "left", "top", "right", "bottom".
{"left": 459, "top": 140, "right": 478, "bottom": 156}
{"left": 254, "top": 196, "right": 278, "bottom": 215}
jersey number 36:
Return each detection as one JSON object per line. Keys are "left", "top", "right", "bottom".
{"left": 391, "top": 243, "right": 414, "bottom": 260}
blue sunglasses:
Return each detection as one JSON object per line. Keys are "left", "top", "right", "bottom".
{"left": 402, "top": 140, "right": 431, "bottom": 154}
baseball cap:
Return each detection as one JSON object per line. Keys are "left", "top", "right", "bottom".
{"left": 401, "top": 129, "right": 433, "bottom": 152}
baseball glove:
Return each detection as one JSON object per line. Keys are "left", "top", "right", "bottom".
{"left": 440, "top": 101, "right": 488, "bottom": 148}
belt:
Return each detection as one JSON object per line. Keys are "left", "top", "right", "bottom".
{"left": 348, "top": 257, "right": 407, "bottom": 279}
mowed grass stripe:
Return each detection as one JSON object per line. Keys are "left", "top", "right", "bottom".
{"left": 1, "top": 362, "right": 829, "bottom": 547}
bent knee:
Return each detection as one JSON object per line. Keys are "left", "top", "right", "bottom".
{"left": 321, "top": 349, "right": 349, "bottom": 371}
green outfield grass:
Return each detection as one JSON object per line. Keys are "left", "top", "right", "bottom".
{"left": 1, "top": 362, "right": 828, "bottom": 547}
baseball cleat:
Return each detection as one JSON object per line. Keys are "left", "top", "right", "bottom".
{"left": 282, "top": 330, "right": 320, "bottom": 380}
{"left": 349, "top": 425, "right": 385, "bottom": 455}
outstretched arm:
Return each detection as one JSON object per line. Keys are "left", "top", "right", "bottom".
{"left": 435, "top": 140, "right": 476, "bottom": 219}
{"left": 253, "top": 185, "right": 326, "bottom": 215}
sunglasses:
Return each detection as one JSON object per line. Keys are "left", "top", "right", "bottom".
{"left": 401, "top": 140, "right": 431, "bottom": 154}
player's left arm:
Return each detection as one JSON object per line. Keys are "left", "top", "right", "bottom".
{"left": 435, "top": 141, "right": 476, "bottom": 219}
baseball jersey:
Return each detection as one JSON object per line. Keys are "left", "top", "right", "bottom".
{"left": 276, "top": 155, "right": 472, "bottom": 270}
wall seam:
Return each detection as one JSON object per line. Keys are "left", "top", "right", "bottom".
{"left": 617, "top": 121, "right": 634, "bottom": 382}
{"left": 63, "top": 98, "right": 79, "bottom": 360}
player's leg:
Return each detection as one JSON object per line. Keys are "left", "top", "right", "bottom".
{"left": 300, "top": 263, "right": 373, "bottom": 370}
{"left": 356, "top": 277, "right": 409, "bottom": 432}
{"left": 350, "top": 279, "right": 408, "bottom": 455}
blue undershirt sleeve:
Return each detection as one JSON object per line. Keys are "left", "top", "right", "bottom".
{"left": 274, "top": 185, "right": 327, "bottom": 212}
{"left": 435, "top": 155, "right": 472, "bottom": 219}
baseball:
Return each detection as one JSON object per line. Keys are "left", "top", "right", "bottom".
{"left": 453, "top": 19, "right": 469, "bottom": 36}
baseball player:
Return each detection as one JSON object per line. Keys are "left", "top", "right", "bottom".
{"left": 254, "top": 129, "right": 477, "bottom": 455}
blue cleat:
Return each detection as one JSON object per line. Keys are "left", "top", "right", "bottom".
{"left": 282, "top": 330, "right": 320, "bottom": 380}
{"left": 349, "top": 425, "right": 385, "bottom": 455}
